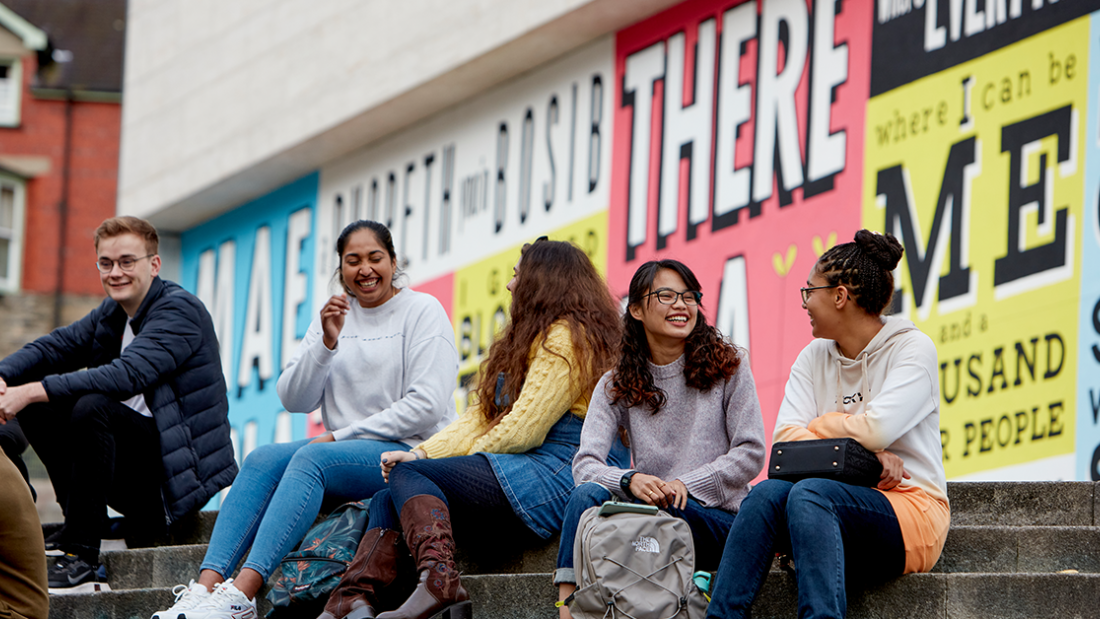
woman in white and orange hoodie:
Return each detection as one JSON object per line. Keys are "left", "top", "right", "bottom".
{"left": 705, "top": 230, "right": 948, "bottom": 619}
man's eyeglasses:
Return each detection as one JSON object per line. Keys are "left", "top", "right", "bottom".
{"left": 645, "top": 288, "right": 702, "bottom": 306}
{"left": 800, "top": 285, "right": 838, "bottom": 304}
{"left": 96, "top": 254, "right": 155, "bottom": 273}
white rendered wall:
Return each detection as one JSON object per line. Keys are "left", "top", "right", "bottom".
{"left": 118, "top": 0, "right": 680, "bottom": 231}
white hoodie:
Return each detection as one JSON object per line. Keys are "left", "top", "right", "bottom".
{"left": 774, "top": 316, "right": 948, "bottom": 503}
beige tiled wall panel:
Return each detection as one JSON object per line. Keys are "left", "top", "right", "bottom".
{"left": 118, "top": 0, "right": 679, "bottom": 230}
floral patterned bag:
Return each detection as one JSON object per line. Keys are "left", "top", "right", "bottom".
{"left": 265, "top": 500, "right": 371, "bottom": 618}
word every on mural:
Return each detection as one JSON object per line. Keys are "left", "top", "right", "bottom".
{"left": 878, "top": 0, "right": 1076, "bottom": 52}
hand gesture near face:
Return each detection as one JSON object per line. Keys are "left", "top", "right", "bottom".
{"left": 321, "top": 294, "right": 351, "bottom": 350}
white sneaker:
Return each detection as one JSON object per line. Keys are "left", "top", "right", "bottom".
{"left": 190, "top": 579, "right": 257, "bottom": 619}
{"left": 151, "top": 580, "right": 210, "bottom": 619}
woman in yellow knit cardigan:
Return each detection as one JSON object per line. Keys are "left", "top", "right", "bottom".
{"left": 317, "top": 239, "right": 627, "bottom": 619}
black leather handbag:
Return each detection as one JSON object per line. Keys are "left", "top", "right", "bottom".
{"left": 768, "top": 438, "right": 883, "bottom": 487}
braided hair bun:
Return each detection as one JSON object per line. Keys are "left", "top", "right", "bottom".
{"left": 816, "top": 230, "right": 905, "bottom": 316}
{"left": 854, "top": 229, "right": 904, "bottom": 271}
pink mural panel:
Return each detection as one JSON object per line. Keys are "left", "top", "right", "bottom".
{"left": 607, "top": 0, "right": 873, "bottom": 459}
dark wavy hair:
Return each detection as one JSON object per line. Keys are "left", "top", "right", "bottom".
{"left": 611, "top": 260, "right": 742, "bottom": 413}
{"left": 816, "top": 230, "right": 904, "bottom": 316}
{"left": 474, "top": 240, "right": 622, "bottom": 424}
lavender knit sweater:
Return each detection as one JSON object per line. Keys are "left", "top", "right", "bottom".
{"left": 572, "top": 352, "right": 765, "bottom": 512}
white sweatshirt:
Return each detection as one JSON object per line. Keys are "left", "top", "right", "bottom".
{"left": 277, "top": 288, "right": 459, "bottom": 446}
{"left": 774, "top": 316, "right": 948, "bottom": 503}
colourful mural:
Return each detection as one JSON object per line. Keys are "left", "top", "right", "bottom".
{"left": 176, "top": 0, "right": 1100, "bottom": 483}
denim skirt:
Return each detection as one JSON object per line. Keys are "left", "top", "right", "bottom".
{"left": 484, "top": 413, "right": 630, "bottom": 539}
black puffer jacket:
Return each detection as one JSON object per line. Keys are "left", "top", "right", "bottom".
{"left": 0, "top": 277, "right": 237, "bottom": 523}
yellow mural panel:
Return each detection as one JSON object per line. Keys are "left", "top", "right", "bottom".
{"left": 862, "top": 19, "right": 1087, "bottom": 477}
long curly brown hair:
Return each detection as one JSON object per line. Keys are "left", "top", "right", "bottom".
{"left": 474, "top": 240, "right": 621, "bottom": 424}
{"left": 611, "top": 260, "right": 742, "bottom": 413}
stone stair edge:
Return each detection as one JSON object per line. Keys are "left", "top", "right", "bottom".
{"left": 46, "top": 479, "right": 1100, "bottom": 543}
{"left": 102, "top": 521, "right": 1100, "bottom": 591}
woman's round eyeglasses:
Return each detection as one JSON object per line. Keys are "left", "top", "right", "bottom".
{"left": 644, "top": 289, "right": 702, "bottom": 306}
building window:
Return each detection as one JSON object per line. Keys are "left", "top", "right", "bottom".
{"left": 0, "top": 175, "right": 25, "bottom": 292}
{"left": 0, "top": 59, "right": 21, "bottom": 127}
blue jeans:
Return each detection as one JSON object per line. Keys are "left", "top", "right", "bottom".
{"left": 705, "top": 479, "right": 905, "bottom": 619}
{"left": 200, "top": 437, "right": 408, "bottom": 579}
{"left": 369, "top": 454, "right": 537, "bottom": 544}
{"left": 554, "top": 482, "right": 737, "bottom": 584}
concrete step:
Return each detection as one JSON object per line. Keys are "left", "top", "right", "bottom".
{"left": 46, "top": 573, "right": 553, "bottom": 619}
{"left": 48, "top": 572, "right": 1100, "bottom": 619}
{"left": 103, "top": 523, "right": 1100, "bottom": 591}
{"left": 103, "top": 544, "right": 207, "bottom": 591}
{"left": 50, "top": 481, "right": 1100, "bottom": 550}
{"left": 48, "top": 586, "right": 276, "bottom": 619}
{"left": 934, "top": 526, "right": 1100, "bottom": 574}
{"left": 947, "top": 481, "right": 1097, "bottom": 526}
{"left": 751, "top": 572, "right": 1100, "bottom": 619}
{"left": 102, "top": 540, "right": 562, "bottom": 590}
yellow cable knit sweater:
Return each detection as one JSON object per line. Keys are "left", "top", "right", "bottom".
{"left": 417, "top": 321, "right": 588, "bottom": 459}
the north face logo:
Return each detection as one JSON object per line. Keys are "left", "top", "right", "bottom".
{"left": 632, "top": 536, "right": 660, "bottom": 553}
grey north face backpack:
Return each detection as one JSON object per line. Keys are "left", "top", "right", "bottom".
{"left": 570, "top": 502, "right": 709, "bottom": 619}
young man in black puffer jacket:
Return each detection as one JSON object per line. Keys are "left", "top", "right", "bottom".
{"left": 0, "top": 216, "right": 237, "bottom": 593}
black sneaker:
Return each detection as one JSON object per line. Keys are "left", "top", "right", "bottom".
{"left": 44, "top": 529, "right": 66, "bottom": 557}
{"left": 47, "top": 554, "right": 110, "bottom": 594}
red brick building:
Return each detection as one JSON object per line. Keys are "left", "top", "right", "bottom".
{"left": 0, "top": 0, "right": 126, "bottom": 355}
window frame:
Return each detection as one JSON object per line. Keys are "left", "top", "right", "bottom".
{"left": 0, "top": 172, "right": 26, "bottom": 292}
{"left": 0, "top": 57, "right": 22, "bottom": 127}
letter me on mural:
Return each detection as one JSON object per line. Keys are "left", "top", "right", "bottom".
{"left": 178, "top": 0, "right": 1100, "bottom": 491}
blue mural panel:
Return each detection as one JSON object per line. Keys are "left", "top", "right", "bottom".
{"left": 1077, "top": 13, "right": 1100, "bottom": 480}
{"left": 180, "top": 173, "right": 319, "bottom": 468}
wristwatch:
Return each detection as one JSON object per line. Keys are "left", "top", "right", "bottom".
{"left": 620, "top": 470, "right": 638, "bottom": 499}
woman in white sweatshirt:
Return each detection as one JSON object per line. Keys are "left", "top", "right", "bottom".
{"left": 153, "top": 220, "right": 459, "bottom": 619}
{"left": 705, "top": 230, "right": 949, "bottom": 619}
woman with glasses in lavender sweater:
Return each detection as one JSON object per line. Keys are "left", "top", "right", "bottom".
{"left": 554, "top": 259, "right": 766, "bottom": 618}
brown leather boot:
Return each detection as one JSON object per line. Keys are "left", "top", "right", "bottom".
{"left": 375, "top": 495, "right": 471, "bottom": 619}
{"left": 319, "top": 528, "right": 403, "bottom": 619}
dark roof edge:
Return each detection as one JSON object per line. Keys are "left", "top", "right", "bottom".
{"left": 30, "top": 87, "right": 121, "bottom": 103}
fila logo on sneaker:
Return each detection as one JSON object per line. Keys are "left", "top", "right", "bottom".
{"left": 230, "top": 606, "right": 256, "bottom": 619}
{"left": 632, "top": 536, "right": 660, "bottom": 553}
